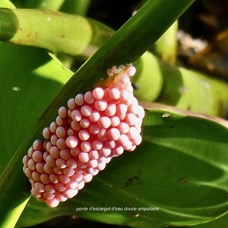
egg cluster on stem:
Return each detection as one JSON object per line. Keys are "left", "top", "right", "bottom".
{"left": 23, "top": 64, "right": 144, "bottom": 207}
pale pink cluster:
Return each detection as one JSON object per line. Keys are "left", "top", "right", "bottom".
{"left": 23, "top": 64, "right": 144, "bottom": 207}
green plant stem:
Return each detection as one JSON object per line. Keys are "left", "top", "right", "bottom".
{"left": 60, "top": 0, "right": 91, "bottom": 15}
{"left": 0, "top": 0, "right": 15, "bottom": 8}
{"left": 23, "top": 0, "right": 65, "bottom": 10}
{"left": 152, "top": 21, "right": 178, "bottom": 64}
{"left": 134, "top": 52, "right": 228, "bottom": 117}
{"left": 0, "top": 8, "right": 114, "bottom": 58}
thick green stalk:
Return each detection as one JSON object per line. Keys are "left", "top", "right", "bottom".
{"left": 134, "top": 52, "right": 228, "bottom": 117}
{"left": 0, "top": 8, "right": 114, "bottom": 58}
{"left": 0, "top": 0, "right": 15, "bottom": 8}
{"left": 152, "top": 21, "right": 178, "bottom": 64}
{"left": 23, "top": 0, "right": 64, "bottom": 10}
{"left": 60, "top": 0, "right": 91, "bottom": 15}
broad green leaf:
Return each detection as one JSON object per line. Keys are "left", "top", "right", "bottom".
{"left": 0, "top": 43, "right": 73, "bottom": 227}
{"left": 192, "top": 213, "right": 228, "bottom": 228}
{"left": 0, "top": 44, "right": 72, "bottom": 173}
{"left": 18, "top": 107, "right": 228, "bottom": 227}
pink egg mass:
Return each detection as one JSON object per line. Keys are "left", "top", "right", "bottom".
{"left": 23, "top": 64, "right": 145, "bottom": 207}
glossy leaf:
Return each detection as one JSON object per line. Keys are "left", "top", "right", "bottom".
{"left": 0, "top": 43, "right": 73, "bottom": 227}
{"left": 18, "top": 107, "right": 228, "bottom": 227}
{"left": 192, "top": 213, "right": 228, "bottom": 228}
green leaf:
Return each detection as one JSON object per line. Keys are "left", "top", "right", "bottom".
{"left": 0, "top": 43, "right": 73, "bottom": 227}
{"left": 0, "top": 44, "right": 73, "bottom": 173}
{"left": 192, "top": 213, "right": 228, "bottom": 228}
{"left": 18, "top": 107, "right": 228, "bottom": 227}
